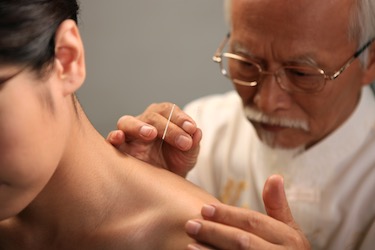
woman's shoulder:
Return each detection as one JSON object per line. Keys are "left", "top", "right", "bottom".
{"left": 103, "top": 157, "right": 219, "bottom": 249}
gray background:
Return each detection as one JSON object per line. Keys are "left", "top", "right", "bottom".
{"left": 77, "top": 0, "right": 232, "bottom": 136}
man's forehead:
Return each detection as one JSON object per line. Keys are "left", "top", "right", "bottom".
{"left": 231, "top": 0, "right": 354, "bottom": 26}
{"left": 231, "top": 0, "right": 354, "bottom": 48}
{"left": 232, "top": 0, "right": 352, "bottom": 8}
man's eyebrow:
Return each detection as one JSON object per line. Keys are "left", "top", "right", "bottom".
{"left": 231, "top": 41, "right": 321, "bottom": 67}
{"left": 288, "top": 55, "right": 320, "bottom": 67}
{"left": 231, "top": 42, "right": 256, "bottom": 58}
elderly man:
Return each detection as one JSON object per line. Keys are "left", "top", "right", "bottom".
{"left": 108, "top": 0, "right": 375, "bottom": 249}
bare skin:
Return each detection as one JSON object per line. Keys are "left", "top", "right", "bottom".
{"left": 107, "top": 103, "right": 202, "bottom": 177}
{"left": 0, "top": 20, "right": 219, "bottom": 249}
{"left": 107, "top": 106, "right": 311, "bottom": 250}
{"left": 185, "top": 175, "right": 309, "bottom": 250}
{"left": 106, "top": 0, "right": 375, "bottom": 248}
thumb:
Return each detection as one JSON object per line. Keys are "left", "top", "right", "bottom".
{"left": 106, "top": 130, "right": 125, "bottom": 148}
{"left": 262, "top": 175, "right": 299, "bottom": 229}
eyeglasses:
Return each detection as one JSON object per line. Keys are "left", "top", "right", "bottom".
{"left": 212, "top": 33, "right": 375, "bottom": 93}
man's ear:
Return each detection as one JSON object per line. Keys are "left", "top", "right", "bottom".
{"left": 362, "top": 42, "right": 375, "bottom": 86}
{"left": 54, "top": 19, "right": 86, "bottom": 95}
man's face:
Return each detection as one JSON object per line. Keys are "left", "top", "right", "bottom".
{"left": 230, "top": 0, "right": 367, "bottom": 149}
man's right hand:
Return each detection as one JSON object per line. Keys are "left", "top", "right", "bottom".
{"left": 106, "top": 102, "right": 202, "bottom": 177}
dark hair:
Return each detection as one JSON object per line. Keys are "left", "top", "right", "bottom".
{"left": 0, "top": 0, "right": 80, "bottom": 73}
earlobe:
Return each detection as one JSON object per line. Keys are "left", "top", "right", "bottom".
{"left": 54, "top": 19, "right": 86, "bottom": 95}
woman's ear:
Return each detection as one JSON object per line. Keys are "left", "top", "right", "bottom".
{"left": 362, "top": 42, "right": 375, "bottom": 86}
{"left": 54, "top": 19, "right": 86, "bottom": 95}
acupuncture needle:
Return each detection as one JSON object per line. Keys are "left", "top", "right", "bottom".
{"left": 159, "top": 104, "right": 176, "bottom": 153}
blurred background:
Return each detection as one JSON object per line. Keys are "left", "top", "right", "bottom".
{"left": 78, "top": 0, "right": 232, "bottom": 136}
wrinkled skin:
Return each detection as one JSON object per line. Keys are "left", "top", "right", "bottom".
{"left": 107, "top": 0, "right": 375, "bottom": 248}
{"left": 107, "top": 103, "right": 202, "bottom": 177}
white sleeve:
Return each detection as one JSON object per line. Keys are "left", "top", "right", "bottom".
{"left": 182, "top": 91, "right": 244, "bottom": 198}
{"left": 358, "top": 219, "right": 375, "bottom": 250}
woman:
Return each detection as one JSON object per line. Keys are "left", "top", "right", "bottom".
{"left": 0, "top": 1, "right": 218, "bottom": 248}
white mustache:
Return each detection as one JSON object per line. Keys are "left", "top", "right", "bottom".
{"left": 244, "top": 106, "right": 310, "bottom": 132}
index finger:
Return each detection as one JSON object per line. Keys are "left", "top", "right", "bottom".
{"left": 185, "top": 219, "right": 273, "bottom": 250}
{"left": 199, "top": 204, "right": 293, "bottom": 244}
{"left": 142, "top": 102, "right": 198, "bottom": 135}
{"left": 141, "top": 103, "right": 199, "bottom": 151}
{"left": 116, "top": 115, "right": 158, "bottom": 141}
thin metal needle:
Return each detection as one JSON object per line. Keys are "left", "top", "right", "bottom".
{"left": 159, "top": 104, "right": 176, "bottom": 152}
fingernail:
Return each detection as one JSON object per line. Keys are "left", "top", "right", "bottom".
{"left": 114, "top": 131, "right": 122, "bottom": 140}
{"left": 140, "top": 125, "right": 153, "bottom": 137}
{"left": 201, "top": 204, "right": 216, "bottom": 218}
{"left": 176, "top": 135, "right": 192, "bottom": 150}
{"left": 182, "top": 121, "right": 194, "bottom": 132}
{"left": 185, "top": 220, "right": 201, "bottom": 235}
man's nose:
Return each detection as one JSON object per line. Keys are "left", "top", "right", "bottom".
{"left": 253, "top": 72, "right": 292, "bottom": 114}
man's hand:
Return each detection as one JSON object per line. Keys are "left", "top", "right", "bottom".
{"left": 106, "top": 102, "right": 202, "bottom": 177}
{"left": 185, "top": 175, "right": 311, "bottom": 249}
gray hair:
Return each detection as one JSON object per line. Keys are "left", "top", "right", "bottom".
{"left": 350, "top": 0, "right": 375, "bottom": 66}
{"left": 223, "top": 0, "right": 231, "bottom": 28}
{"left": 223, "top": 0, "right": 375, "bottom": 67}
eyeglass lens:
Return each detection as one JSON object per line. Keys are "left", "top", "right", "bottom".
{"left": 222, "top": 55, "right": 326, "bottom": 92}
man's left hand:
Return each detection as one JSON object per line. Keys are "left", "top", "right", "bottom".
{"left": 185, "top": 175, "right": 311, "bottom": 250}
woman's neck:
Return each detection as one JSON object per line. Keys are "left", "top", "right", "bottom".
{"left": 8, "top": 104, "right": 132, "bottom": 242}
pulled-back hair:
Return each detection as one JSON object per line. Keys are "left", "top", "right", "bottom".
{"left": 0, "top": 0, "right": 80, "bottom": 73}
